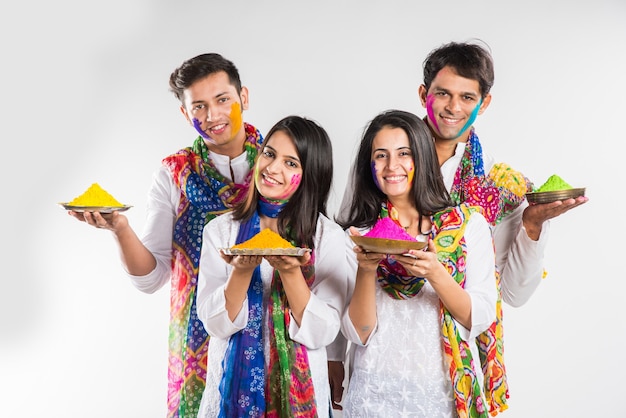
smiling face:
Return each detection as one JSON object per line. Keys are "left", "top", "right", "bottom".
{"left": 370, "top": 126, "right": 415, "bottom": 201}
{"left": 418, "top": 66, "right": 491, "bottom": 143}
{"left": 181, "top": 71, "right": 249, "bottom": 157}
{"left": 254, "top": 130, "right": 303, "bottom": 201}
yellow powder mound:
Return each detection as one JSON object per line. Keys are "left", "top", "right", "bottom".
{"left": 68, "top": 183, "right": 124, "bottom": 207}
{"left": 232, "top": 228, "right": 294, "bottom": 249}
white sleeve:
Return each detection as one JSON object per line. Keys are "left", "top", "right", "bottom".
{"left": 456, "top": 212, "right": 497, "bottom": 341}
{"left": 196, "top": 214, "right": 249, "bottom": 339}
{"left": 493, "top": 201, "right": 549, "bottom": 307}
{"left": 290, "top": 216, "right": 348, "bottom": 350}
{"left": 478, "top": 151, "right": 549, "bottom": 307}
{"left": 340, "top": 227, "right": 377, "bottom": 347}
{"left": 127, "top": 166, "right": 178, "bottom": 294}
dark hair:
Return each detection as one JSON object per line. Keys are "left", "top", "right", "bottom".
{"left": 339, "top": 109, "right": 453, "bottom": 230}
{"left": 168, "top": 53, "right": 242, "bottom": 102}
{"left": 233, "top": 116, "right": 333, "bottom": 250}
{"left": 422, "top": 41, "right": 494, "bottom": 98}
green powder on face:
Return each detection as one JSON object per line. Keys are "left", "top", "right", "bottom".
{"left": 536, "top": 175, "right": 573, "bottom": 192}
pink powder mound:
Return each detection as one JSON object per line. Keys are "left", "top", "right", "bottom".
{"left": 364, "top": 217, "right": 417, "bottom": 241}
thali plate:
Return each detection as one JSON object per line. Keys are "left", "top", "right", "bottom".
{"left": 60, "top": 203, "right": 132, "bottom": 213}
{"left": 350, "top": 235, "right": 427, "bottom": 254}
{"left": 526, "top": 188, "right": 586, "bottom": 204}
{"left": 221, "top": 247, "right": 311, "bottom": 256}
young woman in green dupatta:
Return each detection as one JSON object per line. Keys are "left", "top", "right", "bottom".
{"left": 196, "top": 115, "right": 347, "bottom": 418}
{"left": 339, "top": 110, "right": 498, "bottom": 417}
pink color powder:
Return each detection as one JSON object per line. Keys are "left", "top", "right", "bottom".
{"left": 364, "top": 217, "right": 417, "bottom": 241}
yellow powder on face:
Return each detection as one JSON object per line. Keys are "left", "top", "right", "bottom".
{"left": 68, "top": 183, "right": 124, "bottom": 207}
{"left": 232, "top": 228, "right": 294, "bottom": 249}
{"left": 536, "top": 174, "right": 573, "bottom": 192}
{"left": 229, "top": 102, "right": 243, "bottom": 136}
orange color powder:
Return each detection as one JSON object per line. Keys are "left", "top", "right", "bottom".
{"left": 229, "top": 102, "right": 242, "bottom": 136}
{"left": 232, "top": 228, "right": 294, "bottom": 249}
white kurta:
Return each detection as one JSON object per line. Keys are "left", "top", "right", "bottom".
{"left": 440, "top": 142, "right": 549, "bottom": 307}
{"left": 196, "top": 213, "right": 348, "bottom": 418}
{"left": 126, "top": 150, "right": 252, "bottom": 291}
{"left": 341, "top": 212, "right": 496, "bottom": 417}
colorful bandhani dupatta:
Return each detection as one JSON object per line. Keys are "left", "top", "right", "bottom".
{"left": 218, "top": 208, "right": 318, "bottom": 417}
{"left": 218, "top": 212, "right": 266, "bottom": 418}
{"left": 377, "top": 203, "right": 505, "bottom": 417}
{"left": 448, "top": 128, "right": 535, "bottom": 415}
{"left": 432, "top": 205, "right": 488, "bottom": 417}
{"left": 162, "top": 123, "right": 263, "bottom": 418}
{"left": 450, "top": 129, "right": 533, "bottom": 226}
{"left": 266, "top": 248, "right": 317, "bottom": 417}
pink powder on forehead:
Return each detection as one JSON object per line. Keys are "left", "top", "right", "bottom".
{"left": 364, "top": 217, "right": 417, "bottom": 241}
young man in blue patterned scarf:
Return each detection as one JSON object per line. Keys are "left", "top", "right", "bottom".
{"left": 68, "top": 53, "right": 264, "bottom": 417}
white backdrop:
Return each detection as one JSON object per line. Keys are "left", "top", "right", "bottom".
{"left": 1, "top": 1, "right": 624, "bottom": 417}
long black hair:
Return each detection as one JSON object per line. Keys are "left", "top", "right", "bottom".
{"left": 233, "top": 115, "right": 333, "bottom": 249}
{"left": 339, "top": 109, "right": 453, "bottom": 230}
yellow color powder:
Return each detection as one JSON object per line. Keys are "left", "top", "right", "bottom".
{"left": 536, "top": 175, "right": 573, "bottom": 192}
{"left": 68, "top": 183, "right": 124, "bottom": 207}
{"left": 232, "top": 228, "right": 294, "bottom": 249}
{"left": 229, "top": 102, "right": 242, "bottom": 135}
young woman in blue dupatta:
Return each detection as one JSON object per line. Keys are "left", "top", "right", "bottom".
{"left": 339, "top": 110, "right": 498, "bottom": 418}
{"left": 196, "top": 115, "right": 348, "bottom": 418}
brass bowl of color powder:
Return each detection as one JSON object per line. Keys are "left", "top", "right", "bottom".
{"left": 526, "top": 187, "right": 586, "bottom": 204}
{"left": 221, "top": 247, "right": 311, "bottom": 256}
{"left": 350, "top": 236, "right": 427, "bottom": 255}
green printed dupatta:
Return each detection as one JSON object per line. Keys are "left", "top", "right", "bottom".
{"left": 449, "top": 129, "right": 532, "bottom": 227}
{"left": 378, "top": 204, "right": 505, "bottom": 417}
{"left": 432, "top": 205, "right": 495, "bottom": 418}
{"left": 447, "top": 128, "right": 536, "bottom": 415}
{"left": 162, "top": 123, "right": 263, "bottom": 417}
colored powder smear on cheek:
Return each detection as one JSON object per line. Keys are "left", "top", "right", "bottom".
{"left": 426, "top": 94, "right": 440, "bottom": 134}
{"left": 192, "top": 118, "right": 210, "bottom": 139}
{"left": 253, "top": 163, "right": 263, "bottom": 193}
{"left": 229, "top": 102, "right": 243, "bottom": 138}
{"left": 277, "top": 173, "right": 301, "bottom": 200}
{"left": 407, "top": 163, "right": 415, "bottom": 185}
{"left": 455, "top": 99, "right": 482, "bottom": 138}
{"left": 370, "top": 161, "right": 381, "bottom": 191}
